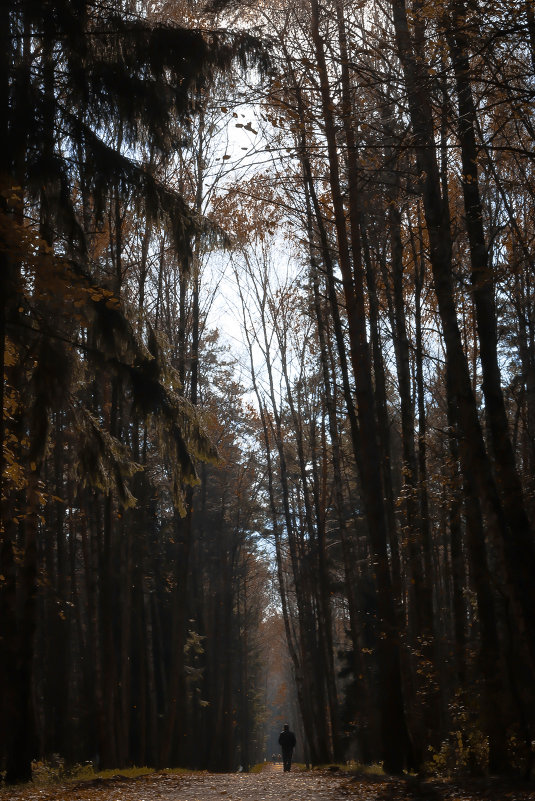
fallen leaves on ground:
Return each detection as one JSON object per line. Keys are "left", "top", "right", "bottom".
{"left": 1, "top": 764, "right": 534, "bottom": 801}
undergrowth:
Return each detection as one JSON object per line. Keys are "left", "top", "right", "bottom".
{"left": 28, "top": 760, "right": 195, "bottom": 786}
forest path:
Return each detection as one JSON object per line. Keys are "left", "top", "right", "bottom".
{"left": 2, "top": 766, "right": 535, "bottom": 801}
{"left": 0, "top": 765, "right": 348, "bottom": 801}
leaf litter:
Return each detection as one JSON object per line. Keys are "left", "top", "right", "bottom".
{"left": 1, "top": 765, "right": 534, "bottom": 801}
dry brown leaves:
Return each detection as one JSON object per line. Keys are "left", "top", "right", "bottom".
{"left": 1, "top": 764, "right": 534, "bottom": 801}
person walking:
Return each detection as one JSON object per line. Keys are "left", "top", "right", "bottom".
{"left": 278, "top": 723, "right": 296, "bottom": 772}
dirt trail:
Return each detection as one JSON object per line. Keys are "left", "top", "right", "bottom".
{"left": 0, "top": 764, "right": 350, "bottom": 801}
{"left": 1, "top": 765, "right": 535, "bottom": 801}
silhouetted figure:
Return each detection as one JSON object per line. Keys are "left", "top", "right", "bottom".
{"left": 278, "top": 723, "right": 296, "bottom": 772}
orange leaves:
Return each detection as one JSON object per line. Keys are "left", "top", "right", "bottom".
{"left": 211, "top": 173, "right": 286, "bottom": 247}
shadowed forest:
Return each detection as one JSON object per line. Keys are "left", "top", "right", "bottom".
{"left": 1, "top": 0, "right": 535, "bottom": 789}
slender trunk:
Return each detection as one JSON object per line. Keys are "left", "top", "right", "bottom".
{"left": 160, "top": 178, "right": 202, "bottom": 762}
{"left": 0, "top": 0, "right": 8, "bottom": 541}
{"left": 275, "top": 313, "right": 337, "bottom": 760}
{"left": 118, "top": 519, "right": 132, "bottom": 765}
{"left": 384, "top": 197, "right": 440, "bottom": 754}
{"left": 238, "top": 274, "right": 320, "bottom": 763}
{"left": 309, "top": 228, "right": 370, "bottom": 759}
{"left": 312, "top": 0, "right": 409, "bottom": 770}
{"left": 143, "top": 571, "right": 159, "bottom": 764}
{"left": 289, "top": 69, "right": 362, "bottom": 478}
{"left": 446, "top": 6, "right": 535, "bottom": 658}
{"left": 360, "top": 226, "right": 402, "bottom": 604}
{"left": 0, "top": 253, "right": 8, "bottom": 774}
{"left": 50, "top": 414, "right": 69, "bottom": 755}
{"left": 514, "top": 270, "right": 535, "bottom": 478}
{"left": 443, "top": 379, "right": 467, "bottom": 687}
{"left": 411, "top": 211, "right": 433, "bottom": 610}
{"left": 2, "top": 10, "right": 37, "bottom": 781}
{"left": 262, "top": 291, "right": 326, "bottom": 761}
{"left": 293, "top": 89, "right": 378, "bottom": 755}
{"left": 309, "top": 407, "right": 340, "bottom": 761}
{"left": 390, "top": 0, "right": 534, "bottom": 684}
{"left": 446, "top": 370, "right": 512, "bottom": 772}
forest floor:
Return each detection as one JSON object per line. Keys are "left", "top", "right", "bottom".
{"left": 1, "top": 762, "right": 535, "bottom": 801}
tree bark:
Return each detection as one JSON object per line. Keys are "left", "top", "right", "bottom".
{"left": 446, "top": 3, "right": 535, "bottom": 660}
{"left": 390, "top": 0, "right": 535, "bottom": 683}
{"left": 310, "top": 0, "right": 410, "bottom": 771}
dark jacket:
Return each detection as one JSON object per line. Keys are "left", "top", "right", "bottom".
{"left": 278, "top": 729, "right": 296, "bottom": 752}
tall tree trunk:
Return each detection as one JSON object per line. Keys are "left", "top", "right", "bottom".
{"left": 1, "top": 8, "right": 37, "bottom": 781}
{"left": 294, "top": 90, "right": 382, "bottom": 756}
{"left": 514, "top": 269, "right": 535, "bottom": 480}
{"left": 389, "top": 0, "right": 535, "bottom": 685}
{"left": 311, "top": 0, "right": 410, "bottom": 771}
{"left": 446, "top": 369, "right": 512, "bottom": 772}
{"left": 274, "top": 309, "right": 338, "bottom": 760}
{"left": 239, "top": 271, "right": 323, "bottom": 763}
{"left": 446, "top": 4, "right": 535, "bottom": 659}
{"left": 360, "top": 226, "right": 402, "bottom": 607}
{"left": 379, "top": 180, "right": 440, "bottom": 755}
{"left": 308, "top": 225, "right": 372, "bottom": 761}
